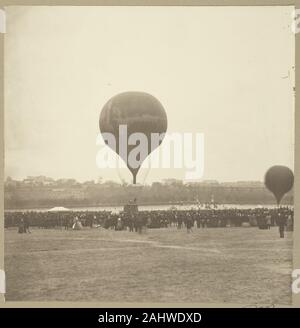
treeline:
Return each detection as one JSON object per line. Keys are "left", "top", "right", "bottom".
{"left": 4, "top": 179, "right": 293, "bottom": 209}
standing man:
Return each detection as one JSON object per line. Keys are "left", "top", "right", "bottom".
{"left": 276, "top": 211, "right": 287, "bottom": 238}
{"left": 24, "top": 215, "right": 31, "bottom": 233}
{"left": 266, "top": 213, "right": 272, "bottom": 230}
{"left": 186, "top": 214, "right": 193, "bottom": 233}
{"left": 18, "top": 217, "right": 25, "bottom": 234}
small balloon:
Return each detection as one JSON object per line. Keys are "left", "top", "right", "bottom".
{"left": 264, "top": 165, "right": 294, "bottom": 205}
{"left": 99, "top": 91, "right": 168, "bottom": 184}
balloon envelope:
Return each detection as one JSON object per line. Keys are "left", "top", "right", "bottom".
{"left": 264, "top": 165, "right": 294, "bottom": 205}
{"left": 99, "top": 92, "right": 167, "bottom": 183}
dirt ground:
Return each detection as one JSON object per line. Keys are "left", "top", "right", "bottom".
{"left": 4, "top": 226, "right": 292, "bottom": 305}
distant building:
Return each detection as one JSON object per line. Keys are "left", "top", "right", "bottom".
{"left": 23, "top": 176, "right": 55, "bottom": 186}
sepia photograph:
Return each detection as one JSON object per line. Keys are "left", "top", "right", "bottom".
{"left": 3, "top": 5, "right": 296, "bottom": 305}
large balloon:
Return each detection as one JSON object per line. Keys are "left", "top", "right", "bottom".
{"left": 99, "top": 92, "right": 167, "bottom": 184}
{"left": 264, "top": 165, "right": 294, "bottom": 205}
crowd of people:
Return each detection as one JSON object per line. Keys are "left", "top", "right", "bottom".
{"left": 4, "top": 206, "right": 294, "bottom": 238}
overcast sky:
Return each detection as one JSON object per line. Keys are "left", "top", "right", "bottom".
{"left": 5, "top": 6, "right": 295, "bottom": 184}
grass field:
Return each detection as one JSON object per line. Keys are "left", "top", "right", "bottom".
{"left": 5, "top": 226, "right": 292, "bottom": 305}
